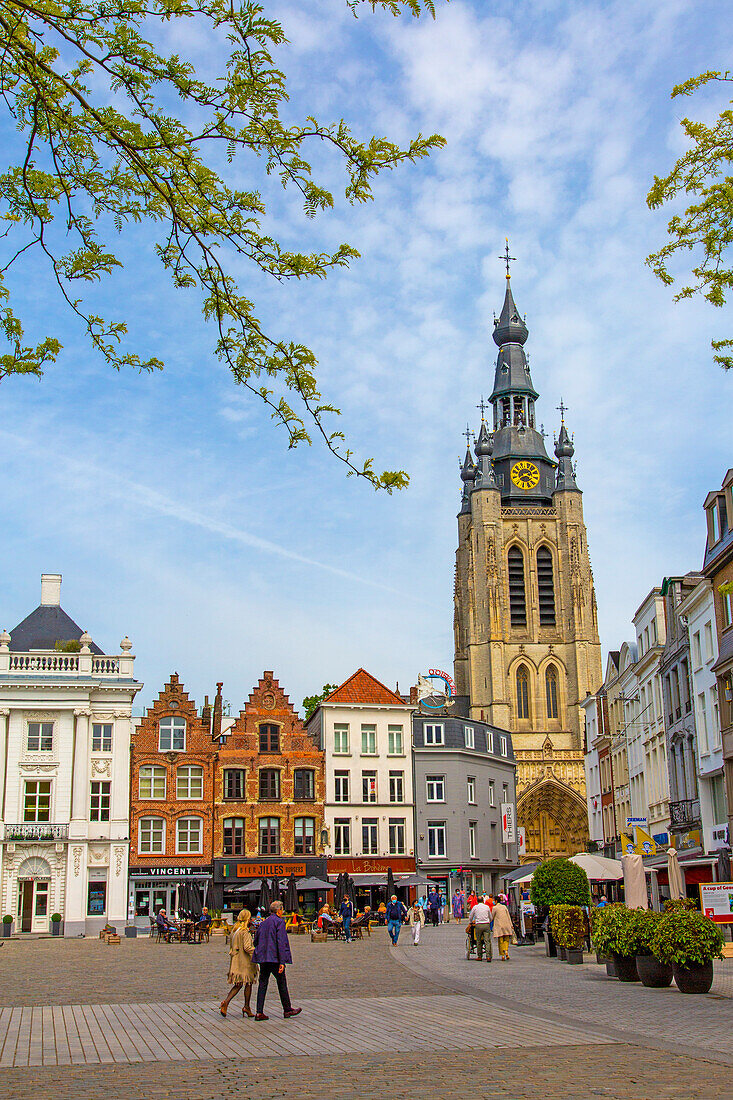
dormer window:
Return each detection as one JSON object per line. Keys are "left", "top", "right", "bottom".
{"left": 159, "top": 716, "right": 185, "bottom": 752}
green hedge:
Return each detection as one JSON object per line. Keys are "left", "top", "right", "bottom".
{"left": 530, "top": 858, "right": 590, "bottom": 908}
{"left": 650, "top": 910, "right": 724, "bottom": 967}
{"left": 549, "top": 904, "right": 585, "bottom": 949}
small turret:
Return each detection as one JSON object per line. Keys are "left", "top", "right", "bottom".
{"left": 472, "top": 420, "right": 499, "bottom": 492}
{"left": 459, "top": 446, "right": 477, "bottom": 513}
{"left": 554, "top": 403, "right": 579, "bottom": 492}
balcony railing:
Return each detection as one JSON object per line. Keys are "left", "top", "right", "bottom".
{"left": 4, "top": 823, "right": 69, "bottom": 841}
{"left": 669, "top": 799, "right": 700, "bottom": 828}
{"left": 3, "top": 652, "right": 127, "bottom": 677}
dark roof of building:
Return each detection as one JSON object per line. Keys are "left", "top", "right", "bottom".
{"left": 9, "top": 604, "right": 103, "bottom": 654}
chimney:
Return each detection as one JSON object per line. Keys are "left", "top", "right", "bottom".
{"left": 409, "top": 684, "right": 418, "bottom": 706}
{"left": 212, "top": 682, "right": 223, "bottom": 741}
{"left": 40, "top": 574, "right": 62, "bottom": 606}
{"left": 202, "top": 695, "right": 211, "bottom": 723}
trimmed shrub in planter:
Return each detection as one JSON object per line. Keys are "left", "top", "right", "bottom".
{"left": 592, "top": 905, "right": 641, "bottom": 981}
{"left": 51, "top": 913, "right": 62, "bottom": 937}
{"left": 530, "top": 859, "right": 591, "bottom": 909}
{"left": 550, "top": 904, "right": 586, "bottom": 963}
{"left": 662, "top": 897, "right": 696, "bottom": 913}
{"left": 2, "top": 915, "right": 12, "bottom": 938}
{"left": 634, "top": 911, "right": 673, "bottom": 988}
{"left": 650, "top": 910, "right": 723, "bottom": 995}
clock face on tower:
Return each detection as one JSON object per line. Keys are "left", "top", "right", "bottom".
{"left": 511, "top": 460, "right": 540, "bottom": 490}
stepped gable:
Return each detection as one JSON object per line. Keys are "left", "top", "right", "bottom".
{"left": 325, "top": 668, "right": 406, "bottom": 706}
{"left": 141, "top": 672, "right": 199, "bottom": 723}
{"left": 227, "top": 671, "right": 317, "bottom": 749}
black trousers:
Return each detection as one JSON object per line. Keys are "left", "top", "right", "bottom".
{"left": 430, "top": 909, "right": 439, "bottom": 926}
{"left": 256, "top": 962, "right": 292, "bottom": 1015}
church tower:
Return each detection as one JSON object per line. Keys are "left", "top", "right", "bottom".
{"left": 454, "top": 247, "right": 602, "bottom": 862}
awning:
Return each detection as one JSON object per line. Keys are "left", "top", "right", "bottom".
{"left": 569, "top": 853, "right": 623, "bottom": 881}
{"left": 503, "top": 862, "right": 539, "bottom": 884}
{"left": 335, "top": 874, "right": 389, "bottom": 887}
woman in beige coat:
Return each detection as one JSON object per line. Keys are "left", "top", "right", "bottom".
{"left": 491, "top": 896, "right": 514, "bottom": 961}
{"left": 220, "top": 909, "right": 258, "bottom": 1017}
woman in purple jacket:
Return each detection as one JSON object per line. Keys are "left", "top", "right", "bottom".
{"left": 252, "top": 901, "right": 302, "bottom": 1021}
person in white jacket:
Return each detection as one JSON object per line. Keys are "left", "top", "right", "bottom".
{"left": 406, "top": 901, "right": 425, "bottom": 945}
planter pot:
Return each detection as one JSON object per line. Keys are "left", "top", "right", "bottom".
{"left": 636, "top": 953, "right": 673, "bottom": 988}
{"left": 558, "top": 946, "right": 567, "bottom": 960}
{"left": 124, "top": 927, "right": 137, "bottom": 939}
{"left": 1, "top": 924, "right": 11, "bottom": 938}
{"left": 605, "top": 957, "right": 618, "bottom": 978}
{"left": 51, "top": 922, "right": 62, "bottom": 937}
{"left": 595, "top": 952, "right": 608, "bottom": 966}
{"left": 566, "top": 948, "right": 584, "bottom": 965}
{"left": 612, "top": 953, "right": 640, "bottom": 982}
{"left": 544, "top": 934, "right": 557, "bottom": 958}
{"left": 672, "top": 961, "right": 714, "bottom": 995}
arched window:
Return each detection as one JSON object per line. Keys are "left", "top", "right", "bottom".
{"left": 508, "top": 546, "right": 526, "bottom": 626}
{"left": 516, "top": 665, "right": 530, "bottom": 719}
{"left": 537, "top": 546, "right": 556, "bottom": 626}
{"left": 546, "top": 665, "right": 559, "bottom": 719}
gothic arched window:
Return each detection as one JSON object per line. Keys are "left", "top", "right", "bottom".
{"left": 546, "top": 665, "right": 559, "bottom": 719}
{"left": 508, "top": 546, "right": 527, "bottom": 626}
{"left": 516, "top": 665, "right": 530, "bottom": 719}
{"left": 537, "top": 546, "right": 556, "bottom": 626}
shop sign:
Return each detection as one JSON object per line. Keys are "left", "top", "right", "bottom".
{"left": 672, "top": 829, "right": 701, "bottom": 852}
{"left": 130, "top": 865, "right": 212, "bottom": 877}
{"left": 501, "top": 802, "right": 516, "bottom": 844}
{"left": 699, "top": 882, "right": 733, "bottom": 924}
{"left": 706, "top": 823, "right": 730, "bottom": 851}
{"left": 517, "top": 827, "right": 526, "bottom": 858}
{"left": 328, "top": 856, "right": 415, "bottom": 874}
{"left": 626, "top": 816, "right": 647, "bottom": 827}
{"left": 220, "top": 862, "right": 307, "bottom": 879}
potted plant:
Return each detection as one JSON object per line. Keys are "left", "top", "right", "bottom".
{"left": 589, "top": 906, "right": 610, "bottom": 965}
{"left": 50, "top": 913, "right": 63, "bottom": 937}
{"left": 591, "top": 904, "right": 639, "bottom": 981}
{"left": 550, "top": 904, "right": 586, "bottom": 964}
{"left": 634, "top": 911, "right": 673, "bottom": 988}
{"left": 2, "top": 915, "right": 13, "bottom": 938}
{"left": 650, "top": 909, "right": 724, "bottom": 994}
{"left": 530, "top": 858, "right": 590, "bottom": 959}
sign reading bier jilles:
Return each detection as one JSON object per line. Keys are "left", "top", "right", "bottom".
{"left": 236, "top": 862, "right": 307, "bottom": 878}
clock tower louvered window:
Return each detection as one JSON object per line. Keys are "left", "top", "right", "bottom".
{"left": 537, "top": 547, "right": 556, "bottom": 626}
{"left": 508, "top": 546, "right": 526, "bottom": 626}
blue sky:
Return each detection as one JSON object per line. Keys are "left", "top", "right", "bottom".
{"left": 2, "top": 0, "right": 732, "bottom": 714}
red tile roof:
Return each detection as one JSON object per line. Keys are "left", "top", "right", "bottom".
{"left": 325, "top": 668, "right": 407, "bottom": 707}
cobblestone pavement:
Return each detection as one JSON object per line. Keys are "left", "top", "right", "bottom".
{"left": 0, "top": 927, "right": 430, "bottom": 1004}
{"left": 1, "top": 1045, "right": 729, "bottom": 1100}
{"left": 392, "top": 923, "right": 733, "bottom": 1062}
{"left": 0, "top": 925, "right": 731, "bottom": 1098}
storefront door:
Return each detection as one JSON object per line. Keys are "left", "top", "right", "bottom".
{"left": 18, "top": 879, "right": 49, "bottom": 933}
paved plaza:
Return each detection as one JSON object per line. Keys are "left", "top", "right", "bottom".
{"left": 0, "top": 925, "right": 731, "bottom": 1098}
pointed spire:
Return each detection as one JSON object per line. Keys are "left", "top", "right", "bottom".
{"left": 493, "top": 279, "right": 528, "bottom": 347}
{"left": 459, "top": 445, "right": 477, "bottom": 514}
{"left": 474, "top": 419, "right": 493, "bottom": 458}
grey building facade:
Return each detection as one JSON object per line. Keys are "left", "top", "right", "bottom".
{"left": 412, "top": 704, "right": 517, "bottom": 899}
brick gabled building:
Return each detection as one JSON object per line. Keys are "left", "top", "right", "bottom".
{"left": 213, "top": 672, "right": 326, "bottom": 909}
{"left": 129, "top": 674, "right": 218, "bottom": 927}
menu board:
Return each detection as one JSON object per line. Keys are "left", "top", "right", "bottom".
{"left": 699, "top": 882, "right": 733, "bottom": 924}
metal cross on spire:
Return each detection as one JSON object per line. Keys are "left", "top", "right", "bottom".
{"left": 557, "top": 399, "right": 567, "bottom": 424}
{"left": 499, "top": 238, "right": 516, "bottom": 279}
{"left": 476, "top": 396, "right": 487, "bottom": 421}
{"left": 463, "top": 423, "right": 472, "bottom": 448}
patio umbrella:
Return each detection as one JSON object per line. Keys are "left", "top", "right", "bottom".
{"left": 258, "top": 877, "right": 272, "bottom": 913}
{"left": 716, "top": 846, "right": 731, "bottom": 882}
{"left": 188, "top": 881, "right": 203, "bottom": 919}
{"left": 334, "top": 872, "right": 344, "bottom": 909}
{"left": 621, "top": 852, "right": 648, "bottom": 909}
{"left": 285, "top": 873, "right": 299, "bottom": 912}
{"left": 570, "top": 853, "right": 623, "bottom": 881}
{"left": 386, "top": 866, "right": 396, "bottom": 897}
{"left": 204, "top": 877, "right": 223, "bottom": 911}
{"left": 667, "top": 847, "right": 685, "bottom": 901}
{"left": 297, "top": 877, "right": 334, "bottom": 892}
{"left": 345, "top": 874, "right": 357, "bottom": 909}
{"left": 230, "top": 879, "right": 262, "bottom": 893}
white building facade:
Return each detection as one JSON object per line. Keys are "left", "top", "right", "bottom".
{"left": 306, "top": 670, "right": 416, "bottom": 884}
{"left": 632, "top": 589, "right": 670, "bottom": 845}
{"left": 581, "top": 694, "right": 603, "bottom": 846}
{"left": 679, "top": 578, "right": 729, "bottom": 852}
{"left": 0, "top": 575, "right": 141, "bottom": 935}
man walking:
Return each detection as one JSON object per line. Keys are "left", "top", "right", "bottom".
{"left": 253, "top": 901, "right": 302, "bottom": 1021}
{"left": 385, "top": 894, "right": 407, "bottom": 944}
{"left": 468, "top": 895, "right": 493, "bottom": 962}
{"left": 427, "top": 888, "right": 441, "bottom": 927}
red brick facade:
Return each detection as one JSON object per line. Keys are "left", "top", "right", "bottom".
{"left": 214, "top": 672, "right": 325, "bottom": 861}
{"left": 129, "top": 675, "right": 218, "bottom": 870}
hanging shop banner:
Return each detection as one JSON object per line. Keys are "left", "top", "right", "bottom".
{"left": 517, "top": 827, "right": 526, "bottom": 858}
{"left": 501, "top": 803, "right": 516, "bottom": 844}
{"left": 633, "top": 825, "right": 657, "bottom": 856}
{"left": 699, "top": 882, "right": 733, "bottom": 924}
